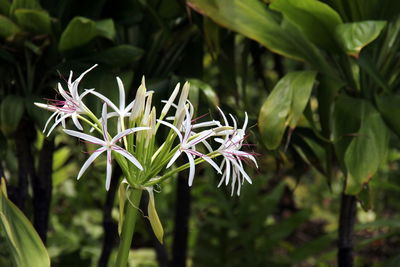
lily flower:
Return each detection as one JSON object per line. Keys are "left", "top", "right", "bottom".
{"left": 215, "top": 110, "right": 258, "bottom": 196}
{"left": 64, "top": 103, "right": 149, "bottom": 190}
{"left": 35, "top": 64, "right": 98, "bottom": 136}
{"left": 157, "top": 106, "right": 221, "bottom": 186}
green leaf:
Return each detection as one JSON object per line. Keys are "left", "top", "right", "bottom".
{"left": 0, "top": 15, "right": 21, "bottom": 39}
{"left": 0, "top": 178, "right": 50, "bottom": 267}
{"left": 258, "top": 71, "right": 317, "bottom": 150}
{"left": 58, "top": 16, "right": 97, "bottom": 52}
{"left": 270, "top": 0, "right": 342, "bottom": 51}
{"left": 343, "top": 101, "right": 389, "bottom": 194}
{"left": 188, "top": 0, "right": 330, "bottom": 72}
{"left": 376, "top": 95, "right": 400, "bottom": 138}
{"left": 14, "top": 9, "right": 51, "bottom": 34}
{"left": 95, "top": 19, "right": 116, "bottom": 40}
{"left": 0, "top": 95, "right": 24, "bottom": 137}
{"left": 82, "top": 45, "right": 144, "bottom": 67}
{"left": 10, "top": 0, "right": 41, "bottom": 14}
{"left": 335, "top": 21, "right": 387, "bottom": 57}
{"left": 146, "top": 188, "right": 164, "bottom": 244}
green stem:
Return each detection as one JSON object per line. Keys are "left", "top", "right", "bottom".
{"left": 115, "top": 189, "right": 143, "bottom": 267}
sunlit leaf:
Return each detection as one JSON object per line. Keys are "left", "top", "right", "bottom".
{"left": 258, "top": 71, "right": 316, "bottom": 150}
{"left": 188, "top": 0, "right": 330, "bottom": 72}
{"left": 335, "top": 21, "right": 387, "bottom": 57}
{"left": 271, "top": 0, "right": 342, "bottom": 51}
{"left": 0, "top": 178, "right": 50, "bottom": 267}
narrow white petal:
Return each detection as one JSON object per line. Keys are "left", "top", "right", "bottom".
{"left": 243, "top": 112, "right": 248, "bottom": 131}
{"left": 161, "top": 82, "right": 180, "bottom": 115}
{"left": 113, "top": 146, "right": 143, "bottom": 170}
{"left": 192, "top": 120, "right": 220, "bottom": 129}
{"left": 225, "top": 159, "right": 231, "bottom": 186}
{"left": 186, "top": 152, "right": 195, "bottom": 186}
{"left": 43, "top": 111, "right": 58, "bottom": 132}
{"left": 63, "top": 129, "right": 106, "bottom": 145}
{"left": 111, "top": 127, "right": 150, "bottom": 144}
{"left": 77, "top": 149, "right": 104, "bottom": 179}
{"left": 157, "top": 120, "right": 183, "bottom": 142}
{"left": 186, "top": 130, "right": 213, "bottom": 147}
{"left": 166, "top": 150, "right": 181, "bottom": 168}
{"left": 101, "top": 103, "right": 109, "bottom": 141}
{"left": 229, "top": 114, "right": 238, "bottom": 130}
{"left": 116, "top": 77, "right": 125, "bottom": 111}
{"left": 105, "top": 150, "right": 113, "bottom": 190}
{"left": 231, "top": 159, "right": 252, "bottom": 184}
{"left": 71, "top": 113, "right": 83, "bottom": 130}
{"left": 217, "top": 107, "right": 229, "bottom": 126}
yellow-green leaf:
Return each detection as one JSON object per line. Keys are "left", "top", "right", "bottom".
{"left": 0, "top": 178, "right": 50, "bottom": 267}
{"left": 14, "top": 9, "right": 51, "bottom": 34}
{"left": 146, "top": 188, "right": 164, "bottom": 244}
{"left": 0, "top": 15, "right": 21, "bottom": 39}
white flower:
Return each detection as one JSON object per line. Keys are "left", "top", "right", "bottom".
{"left": 157, "top": 106, "right": 221, "bottom": 186}
{"left": 64, "top": 103, "right": 149, "bottom": 190}
{"left": 87, "top": 77, "right": 134, "bottom": 132}
{"left": 35, "top": 64, "right": 98, "bottom": 136}
{"left": 216, "top": 110, "right": 258, "bottom": 196}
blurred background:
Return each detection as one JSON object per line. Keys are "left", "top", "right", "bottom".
{"left": 1, "top": 0, "right": 400, "bottom": 266}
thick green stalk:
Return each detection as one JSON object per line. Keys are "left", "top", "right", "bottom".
{"left": 115, "top": 189, "right": 143, "bottom": 267}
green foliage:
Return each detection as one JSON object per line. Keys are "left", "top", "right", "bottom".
{"left": 14, "top": 9, "right": 51, "bottom": 34}
{"left": 259, "top": 71, "right": 316, "bottom": 149}
{"left": 0, "top": 95, "right": 24, "bottom": 137}
{"left": 0, "top": 179, "right": 50, "bottom": 267}
{"left": 335, "top": 21, "right": 387, "bottom": 56}
{"left": 59, "top": 17, "right": 98, "bottom": 52}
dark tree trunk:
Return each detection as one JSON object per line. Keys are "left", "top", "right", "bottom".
{"left": 170, "top": 171, "right": 191, "bottom": 267}
{"left": 34, "top": 138, "right": 55, "bottom": 244}
{"left": 338, "top": 194, "right": 357, "bottom": 267}
{"left": 98, "top": 166, "right": 121, "bottom": 267}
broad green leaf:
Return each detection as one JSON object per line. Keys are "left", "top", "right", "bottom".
{"left": 188, "top": 0, "right": 330, "bottom": 72}
{"left": 0, "top": 15, "right": 21, "bottom": 39}
{"left": 58, "top": 16, "right": 97, "bottom": 52}
{"left": 96, "top": 19, "right": 115, "bottom": 40}
{"left": 82, "top": 45, "right": 144, "bottom": 67}
{"left": 258, "top": 71, "right": 316, "bottom": 150}
{"left": 344, "top": 101, "right": 389, "bottom": 194}
{"left": 271, "top": 0, "right": 342, "bottom": 51}
{"left": 376, "top": 95, "right": 400, "bottom": 138}
{"left": 14, "top": 9, "right": 51, "bottom": 34}
{"left": 335, "top": 21, "right": 387, "bottom": 57}
{"left": 146, "top": 188, "right": 164, "bottom": 243}
{"left": 0, "top": 178, "right": 50, "bottom": 267}
{"left": 0, "top": 95, "right": 24, "bottom": 137}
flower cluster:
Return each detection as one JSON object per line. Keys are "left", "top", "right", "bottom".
{"left": 35, "top": 65, "right": 258, "bottom": 196}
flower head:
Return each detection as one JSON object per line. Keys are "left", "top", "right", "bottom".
{"left": 35, "top": 64, "right": 98, "bottom": 136}
{"left": 64, "top": 103, "right": 149, "bottom": 190}
{"left": 215, "top": 110, "right": 258, "bottom": 196}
